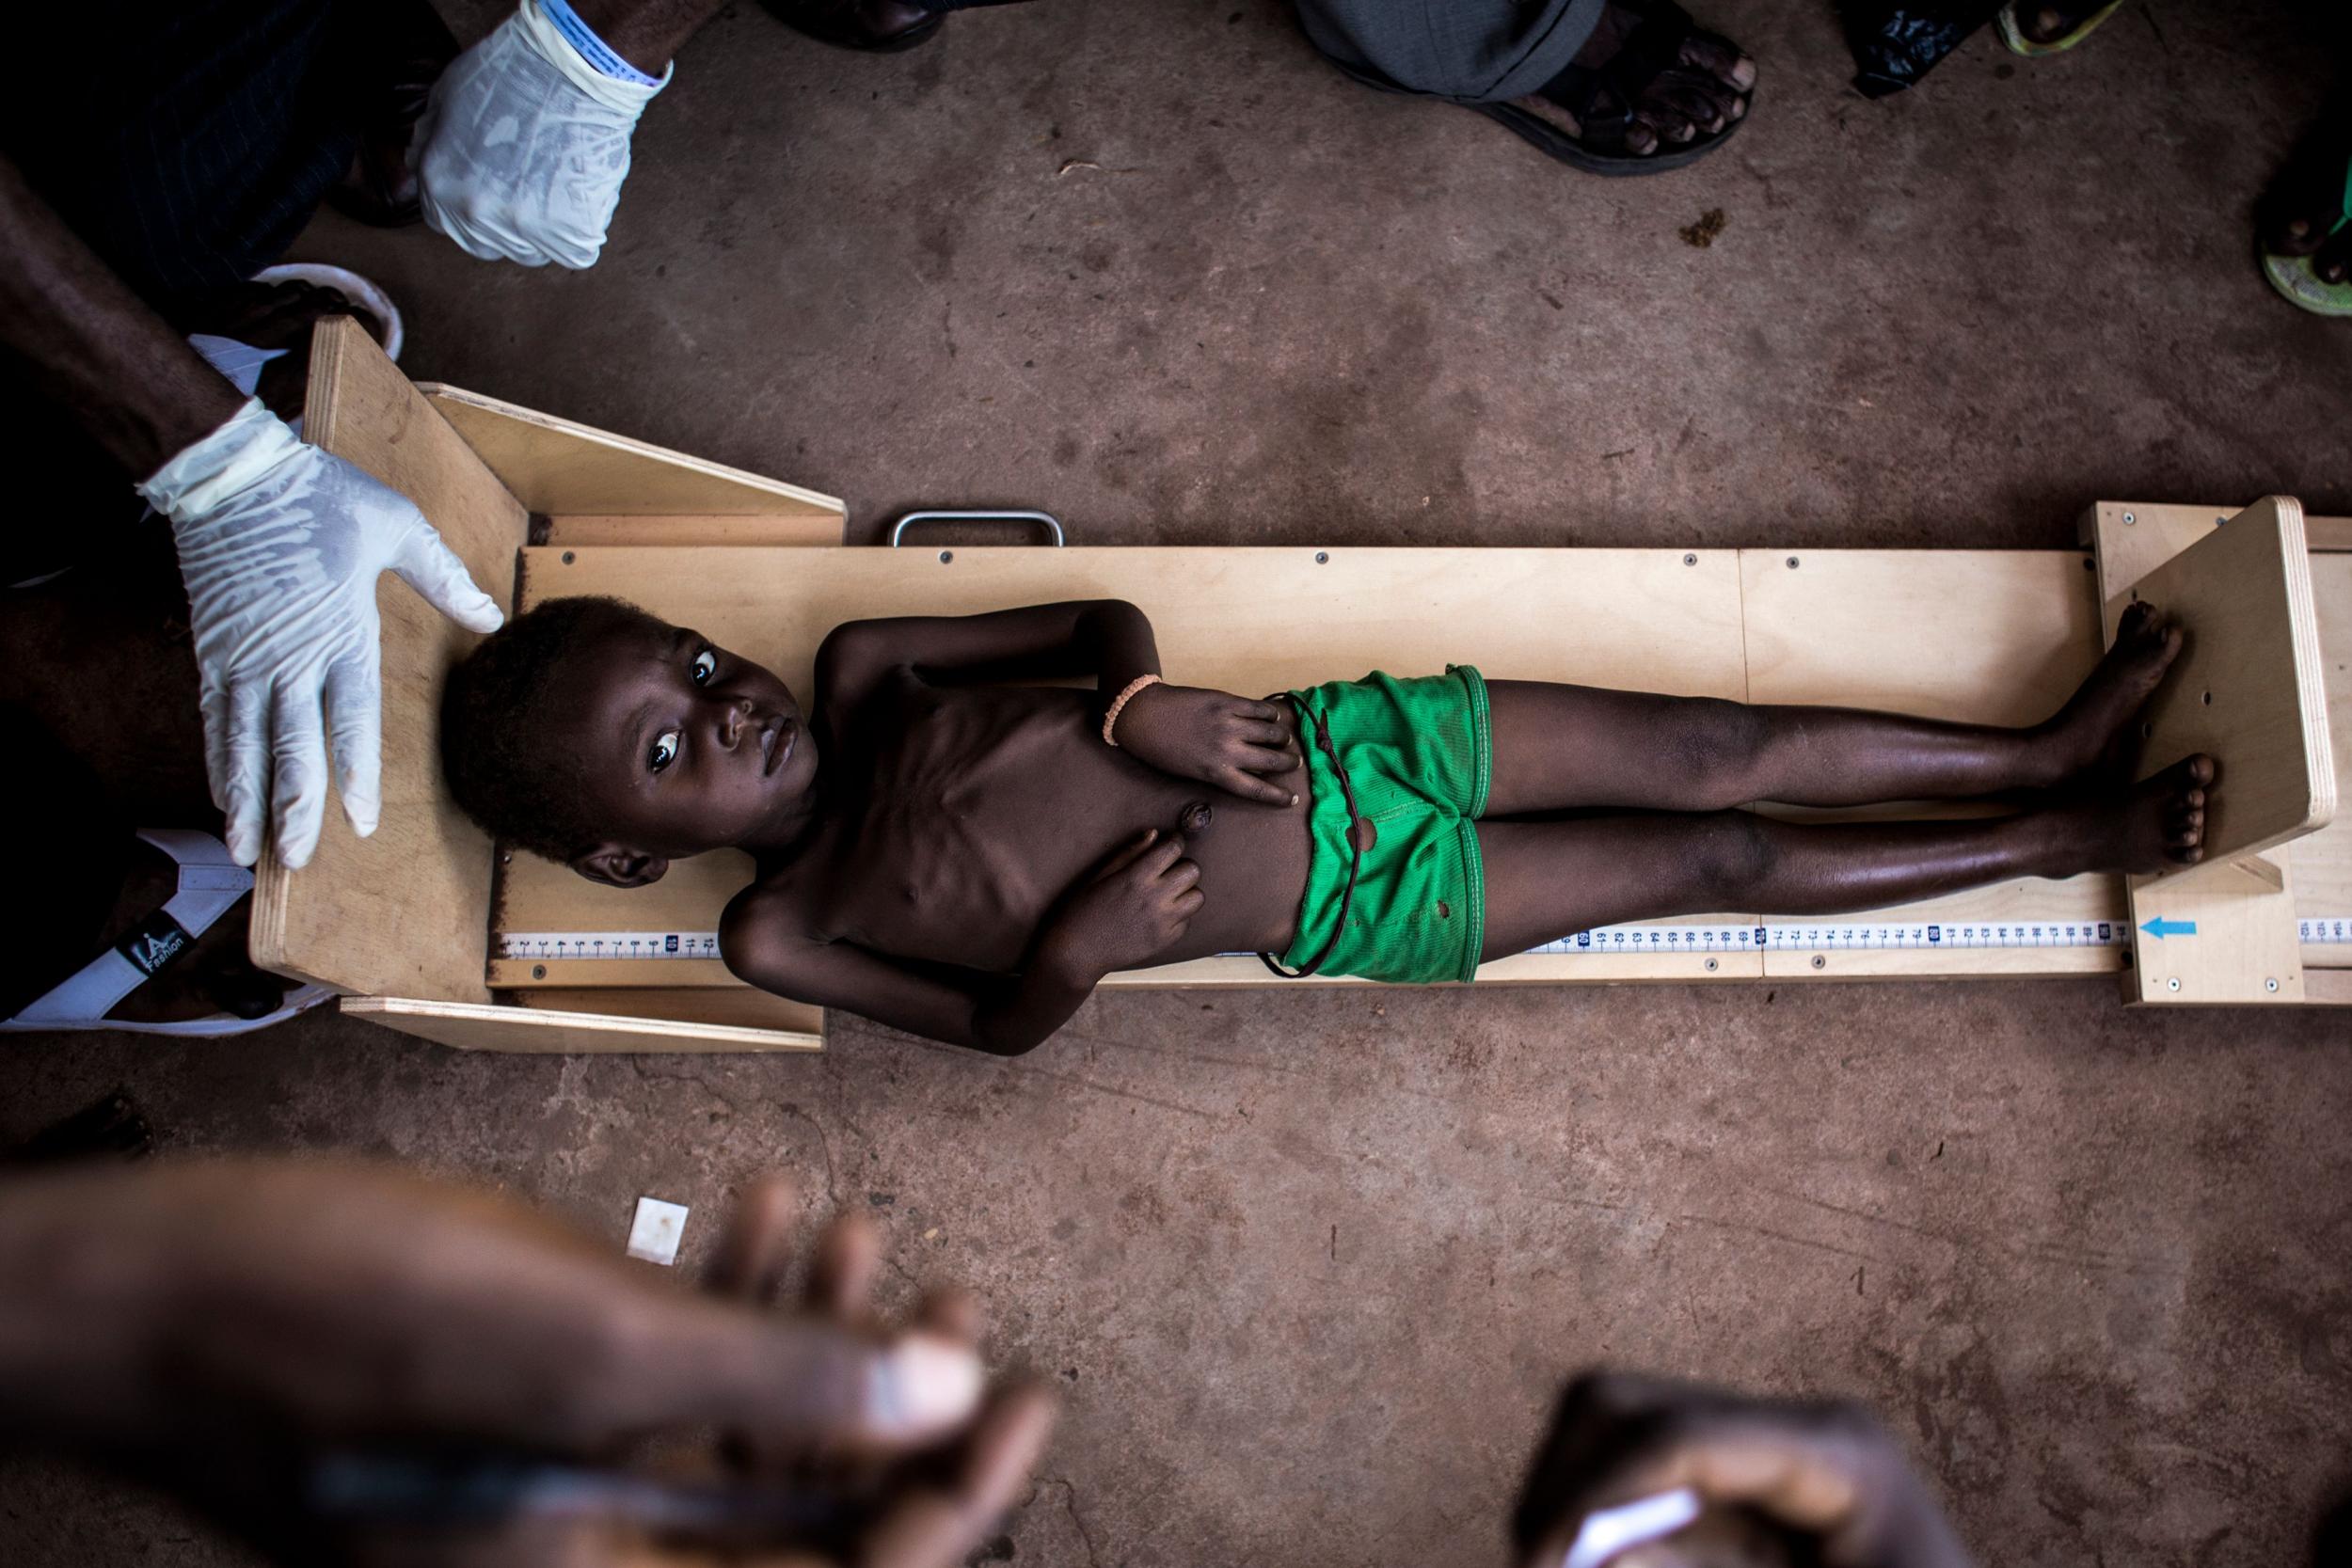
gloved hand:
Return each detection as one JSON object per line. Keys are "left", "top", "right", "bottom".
{"left": 140, "top": 400, "right": 504, "bottom": 870}
{"left": 411, "top": 0, "right": 668, "bottom": 269}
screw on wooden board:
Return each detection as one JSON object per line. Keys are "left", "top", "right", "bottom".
{"left": 2168, "top": 976, "right": 2181, "bottom": 991}
{"left": 1684, "top": 553, "right": 1698, "bottom": 566}
{"left": 532, "top": 964, "right": 547, "bottom": 979}
{"left": 1811, "top": 954, "right": 1826, "bottom": 969}
{"left": 1315, "top": 551, "right": 1329, "bottom": 564}
{"left": 939, "top": 549, "right": 953, "bottom": 563}
{"left": 2122, "top": 512, "right": 2136, "bottom": 525}
{"left": 2266, "top": 977, "right": 2280, "bottom": 992}
{"left": 561, "top": 550, "right": 576, "bottom": 563}
{"left": 1786, "top": 556, "right": 1800, "bottom": 569}
{"left": 1704, "top": 957, "right": 1718, "bottom": 972}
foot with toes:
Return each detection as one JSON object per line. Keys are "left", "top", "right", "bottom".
{"left": 2032, "top": 600, "right": 2183, "bottom": 787}
{"left": 2058, "top": 754, "right": 2215, "bottom": 876}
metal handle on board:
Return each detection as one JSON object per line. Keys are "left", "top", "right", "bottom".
{"left": 889, "top": 510, "right": 1066, "bottom": 547}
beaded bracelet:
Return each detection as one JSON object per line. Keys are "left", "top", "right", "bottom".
{"left": 1101, "top": 673, "right": 1163, "bottom": 747}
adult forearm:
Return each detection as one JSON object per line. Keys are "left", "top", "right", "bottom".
{"left": 573, "top": 0, "right": 727, "bottom": 72}
{"left": 0, "top": 156, "right": 244, "bottom": 480}
{"left": 0, "top": 1171, "right": 173, "bottom": 1448}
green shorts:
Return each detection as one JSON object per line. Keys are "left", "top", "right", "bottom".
{"left": 1272, "top": 666, "right": 1491, "bottom": 985}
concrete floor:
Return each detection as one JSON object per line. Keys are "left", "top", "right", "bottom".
{"left": 6, "top": 0, "right": 2352, "bottom": 1563}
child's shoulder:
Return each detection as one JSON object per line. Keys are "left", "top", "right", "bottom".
{"left": 813, "top": 619, "right": 917, "bottom": 705}
{"left": 719, "top": 873, "right": 820, "bottom": 968}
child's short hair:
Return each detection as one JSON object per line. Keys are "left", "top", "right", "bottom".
{"left": 439, "top": 595, "right": 670, "bottom": 863}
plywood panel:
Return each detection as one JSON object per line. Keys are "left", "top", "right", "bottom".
{"left": 1742, "top": 549, "right": 2105, "bottom": 723}
{"left": 250, "top": 320, "right": 526, "bottom": 1001}
{"left": 542, "top": 514, "right": 845, "bottom": 548}
{"left": 2087, "top": 499, "right": 2332, "bottom": 1004}
{"left": 2081, "top": 504, "right": 2352, "bottom": 974}
{"left": 504, "top": 545, "right": 1754, "bottom": 951}
{"left": 2295, "top": 552, "right": 2352, "bottom": 966}
{"left": 513, "top": 987, "right": 823, "bottom": 1036}
{"left": 2108, "top": 498, "right": 2334, "bottom": 864}
{"left": 422, "top": 386, "right": 845, "bottom": 519}
{"left": 342, "top": 996, "right": 819, "bottom": 1053}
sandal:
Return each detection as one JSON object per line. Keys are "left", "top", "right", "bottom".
{"left": 2260, "top": 146, "right": 2352, "bottom": 319}
{"left": 1, "top": 830, "right": 332, "bottom": 1037}
{"left": 1469, "top": 0, "right": 1753, "bottom": 178}
{"left": 1996, "top": 1, "right": 2126, "bottom": 57}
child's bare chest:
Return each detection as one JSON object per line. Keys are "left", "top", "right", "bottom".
{"left": 815, "top": 686, "right": 1183, "bottom": 968}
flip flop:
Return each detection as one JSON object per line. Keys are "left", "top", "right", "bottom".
{"left": 1, "top": 829, "right": 332, "bottom": 1037}
{"left": 2260, "top": 150, "right": 2352, "bottom": 318}
{"left": 1470, "top": 0, "right": 1753, "bottom": 177}
{"left": 1996, "top": 0, "right": 2126, "bottom": 57}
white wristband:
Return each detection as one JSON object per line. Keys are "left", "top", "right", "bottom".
{"left": 516, "top": 0, "right": 671, "bottom": 116}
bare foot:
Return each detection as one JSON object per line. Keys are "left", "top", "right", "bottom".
{"left": 2011, "top": 0, "right": 2114, "bottom": 46}
{"left": 2257, "top": 115, "right": 2352, "bottom": 287}
{"left": 2030, "top": 600, "right": 2183, "bottom": 785}
{"left": 1514, "top": 3, "right": 1756, "bottom": 157}
{"left": 2057, "top": 754, "right": 2215, "bottom": 875}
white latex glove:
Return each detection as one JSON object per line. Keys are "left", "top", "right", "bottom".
{"left": 140, "top": 400, "right": 505, "bottom": 869}
{"left": 412, "top": 0, "right": 668, "bottom": 269}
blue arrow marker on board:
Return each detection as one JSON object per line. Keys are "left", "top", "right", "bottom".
{"left": 2140, "top": 916, "right": 2199, "bottom": 939}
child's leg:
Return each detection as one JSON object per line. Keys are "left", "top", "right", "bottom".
{"left": 1475, "top": 757, "right": 2213, "bottom": 960}
{"left": 1484, "top": 602, "right": 2182, "bottom": 815}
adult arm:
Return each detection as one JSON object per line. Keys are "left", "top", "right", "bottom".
{"left": 0, "top": 157, "right": 501, "bottom": 868}
{"left": 0, "top": 154, "right": 244, "bottom": 478}
{"left": 0, "top": 1160, "right": 1049, "bottom": 1568}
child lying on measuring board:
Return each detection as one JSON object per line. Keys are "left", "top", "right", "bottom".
{"left": 440, "top": 597, "right": 2215, "bottom": 1053}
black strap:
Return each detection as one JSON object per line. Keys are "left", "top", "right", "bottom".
{"left": 1258, "top": 695, "right": 1364, "bottom": 979}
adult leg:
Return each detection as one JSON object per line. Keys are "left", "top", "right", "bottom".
{"left": 1483, "top": 601, "right": 2183, "bottom": 816}
{"left": 1475, "top": 758, "right": 2213, "bottom": 961}
{"left": 1292, "top": 0, "right": 1754, "bottom": 165}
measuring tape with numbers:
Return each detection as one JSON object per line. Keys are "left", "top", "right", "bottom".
{"left": 500, "top": 918, "right": 2352, "bottom": 964}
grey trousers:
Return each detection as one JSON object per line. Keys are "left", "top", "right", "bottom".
{"left": 1294, "top": 0, "right": 1609, "bottom": 103}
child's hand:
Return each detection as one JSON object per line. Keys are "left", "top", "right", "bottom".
{"left": 1110, "top": 685, "right": 1301, "bottom": 807}
{"left": 1041, "top": 830, "right": 1206, "bottom": 981}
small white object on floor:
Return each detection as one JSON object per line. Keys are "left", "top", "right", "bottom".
{"left": 626, "top": 1196, "right": 690, "bottom": 1265}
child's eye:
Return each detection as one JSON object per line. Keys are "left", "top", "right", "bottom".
{"left": 691, "top": 649, "right": 717, "bottom": 685}
{"left": 648, "top": 729, "right": 681, "bottom": 773}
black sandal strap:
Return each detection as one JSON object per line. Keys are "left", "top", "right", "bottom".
{"left": 1534, "top": 0, "right": 1704, "bottom": 154}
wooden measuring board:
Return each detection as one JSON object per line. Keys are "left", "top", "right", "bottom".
{"left": 501, "top": 544, "right": 2153, "bottom": 994}
{"left": 2084, "top": 500, "right": 2344, "bottom": 1005}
